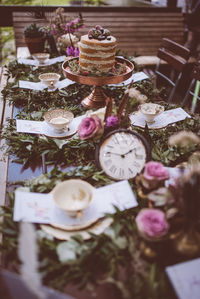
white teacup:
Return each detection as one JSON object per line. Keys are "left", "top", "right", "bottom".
{"left": 44, "top": 109, "right": 74, "bottom": 133}
{"left": 32, "top": 53, "right": 50, "bottom": 65}
{"left": 39, "top": 73, "right": 61, "bottom": 90}
{"left": 52, "top": 179, "right": 94, "bottom": 217}
{"left": 139, "top": 103, "right": 164, "bottom": 123}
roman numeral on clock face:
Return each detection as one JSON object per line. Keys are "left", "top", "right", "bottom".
{"left": 119, "top": 168, "right": 124, "bottom": 177}
{"left": 109, "top": 165, "right": 117, "bottom": 174}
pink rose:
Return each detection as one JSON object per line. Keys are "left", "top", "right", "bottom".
{"left": 78, "top": 115, "right": 103, "bottom": 140}
{"left": 141, "top": 161, "right": 169, "bottom": 190}
{"left": 136, "top": 208, "right": 169, "bottom": 241}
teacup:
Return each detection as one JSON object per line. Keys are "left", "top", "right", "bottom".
{"left": 39, "top": 73, "right": 61, "bottom": 90}
{"left": 32, "top": 53, "right": 50, "bottom": 65}
{"left": 44, "top": 109, "right": 74, "bottom": 133}
{"left": 52, "top": 179, "right": 95, "bottom": 217}
{"left": 139, "top": 103, "right": 164, "bottom": 123}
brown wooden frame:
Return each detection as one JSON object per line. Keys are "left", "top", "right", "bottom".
{"left": 155, "top": 38, "right": 190, "bottom": 102}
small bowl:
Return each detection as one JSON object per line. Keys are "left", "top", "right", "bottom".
{"left": 139, "top": 103, "right": 164, "bottom": 123}
{"left": 52, "top": 179, "right": 95, "bottom": 217}
{"left": 39, "top": 73, "right": 61, "bottom": 90}
{"left": 44, "top": 109, "right": 74, "bottom": 133}
{"left": 32, "top": 53, "right": 50, "bottom": 65}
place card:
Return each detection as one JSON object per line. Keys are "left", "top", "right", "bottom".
{"left": 129, "top": 107, "right": 191, "bottom": 129}
{"left": 16, "top": 115, "right": 85, "bottom": 136}
{"left": 13, "top": 180, "right": 138, "bottom": 225}
{"left": 166, "top": 258, "right": 200, "bottom": 299}
{"left": 109, "top": 71, "right": 149, "bottom": 86}
{"left": 19, "top": 78, "right": 74, "bottom": 91}
{"left": 18, "top": 55, "right": 66, "bottom": 66}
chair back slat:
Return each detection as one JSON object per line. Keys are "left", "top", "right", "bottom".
{"left": 156, "top": 38, "right": 191, "bottom": 103}
{"left": 157, "top": 48, "right": 187, "bottom": 72}
{"left": 162, "top": 38, "right": 190, "bottom": 60}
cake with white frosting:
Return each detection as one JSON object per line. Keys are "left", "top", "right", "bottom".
{"left": 79, "top": 25, "right": 117, "bottom": 73}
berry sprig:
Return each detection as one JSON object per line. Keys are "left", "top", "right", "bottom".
{"left": 88, "top": 25, "right": 111, "bottom": 41}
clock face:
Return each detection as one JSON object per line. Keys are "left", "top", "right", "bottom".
{"left": 97, "top": 129, "right": 149, "bottom": 180}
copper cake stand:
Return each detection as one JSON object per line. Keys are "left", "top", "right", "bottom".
{"left": 62, "top": 57, "right": 134, "bottom": 109}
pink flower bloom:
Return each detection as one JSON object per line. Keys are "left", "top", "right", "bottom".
{"left": 78, "top": 116, "right": 103, "bottom": 140}
{"left": 140, "top": 161, "right": 169, "bottom": 190}
{"left": 105, "top": 115, "right": 119, "bottom": 128}
{"left": 136, "top": 208, "right": 169, "bottom": 240}
{"left": 144, "top": 161, "right": 169, "bottom": 181}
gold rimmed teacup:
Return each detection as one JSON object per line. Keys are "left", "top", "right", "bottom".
{"left": 32, "top": 53, "right": 50, "bottom": 65}
{"left": 44, "top": 109, "right": 74, "bottom": 133}
{"left": 52, "top": 179, "right": 95, "bottom": 218}
{"left": 39, "top": 72, "right": 61, "bottom": 90}
{"left": 139, "top": 103, "right": 164, "bottom": 123}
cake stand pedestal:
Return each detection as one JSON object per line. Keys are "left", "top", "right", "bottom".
{"left": 62, "top": 57, "right": 134, "bottom": 109}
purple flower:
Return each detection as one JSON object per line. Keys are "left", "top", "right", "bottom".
{"left": 74, "top": 47, "right": 79, "bottom": 57}
{"left": 136, "top": 208, "right": 169, "bottom": 241}
{"left": 66, "top": 46, "right": 75, "bottom": 56}
{"left": 66, "top": 46, "right": 79, "bottom": 57}
{"left": 78, "top": 116, "right": 103, "bottom": 140}
{"left": 105, "top": 115, "right": 119, "bottom": 128}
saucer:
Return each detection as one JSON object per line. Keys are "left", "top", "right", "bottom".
{"left": 42, "top": 120, "right": 77, "bottom": 138}
{"left": 41, "top": 218, "right": 113, "bottom": 240}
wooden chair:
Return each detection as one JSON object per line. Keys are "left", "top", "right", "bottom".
{"left": 182, "top": 64, "right": 200, "bottom": 113}
{"left": 155, "top": 38, "right": 190, "bottom": 102}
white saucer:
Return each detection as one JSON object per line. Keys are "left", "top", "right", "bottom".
{"left": 42, "top": 120, "right": 77, "bottom": 138}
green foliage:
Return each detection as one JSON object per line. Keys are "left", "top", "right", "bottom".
{"left": 24, "top": 23, "right": 45, "bottom": 38}
{"left": 0, "top": 58, "right": 193, "bottom": 298}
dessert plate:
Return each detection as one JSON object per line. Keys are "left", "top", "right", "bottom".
{"left": 50, "top": 217, "right": 101, "bottom": 232}
{"left": 41, "top": 218, "right": 113, "bottom": 241}
{"left": 42, "top": 120, "right": 77, "bottom": 138}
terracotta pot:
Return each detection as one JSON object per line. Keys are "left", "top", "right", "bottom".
{"left": 24, "top": 36, "right": 46, "bottom": 54}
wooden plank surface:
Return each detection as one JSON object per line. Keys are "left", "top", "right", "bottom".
{"left": 12, "top": 11, "right": 185, "bottom": 56}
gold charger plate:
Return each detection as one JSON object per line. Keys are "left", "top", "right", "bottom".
{"left": 50, "top": 218, "right": 100, "bottom": 232}
{"left": 41, "top": 218, "right": 113, "bottom": 241}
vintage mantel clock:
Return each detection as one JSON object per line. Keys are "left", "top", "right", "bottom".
{"left": 96, "top": 129, "right": 151, "bottom": 180}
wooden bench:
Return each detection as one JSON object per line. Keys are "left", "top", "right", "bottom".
{"left": 12, "top": 6, "right": 185, "bottom": 57}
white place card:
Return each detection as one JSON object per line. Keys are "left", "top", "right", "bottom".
{"left": 13, "top": 180, "right": 138, "bottom": 225}
{"left": 166, "top": 258, "right": 200, "bottom": 299}
{"left": 16, "top": 115, "right": 85, "bottom": 135}
{"left": 19, "top": 78, "right": 74, "bottom": 91}
{"left": 109, "top": 71, "right": 149, "bottom": 86}
{"left": 16, "top": 119, "right": 43, "bottom": 134}
{"left": 18, "top": 55, "right": 66, "bottom": 66}
{"left": 129, "top": 107, "right": 191, "bottom": 129}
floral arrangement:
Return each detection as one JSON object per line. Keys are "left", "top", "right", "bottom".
{"left": 48, "top": 7, "right": 85, "bottom": 55}
{"left": 134, "top": 130, "right": 200, "bottom": 257}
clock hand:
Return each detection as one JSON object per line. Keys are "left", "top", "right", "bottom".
{"left": 106, "top": 151, "right": 125, "bottom": 158}
{"left": 123, "top": 148, "right": 136, "bottom": 156}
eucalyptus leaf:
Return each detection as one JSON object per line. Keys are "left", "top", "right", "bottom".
{"left": 56, "top": 242, "right": 77, "bottom": 262}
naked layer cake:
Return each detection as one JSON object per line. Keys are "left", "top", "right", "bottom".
{"left": 79, "top": 25, "right": 117, "bottom": 73}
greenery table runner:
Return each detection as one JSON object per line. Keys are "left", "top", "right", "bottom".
{"left": 1, "top": 58, "right": 200, "bottom": 299}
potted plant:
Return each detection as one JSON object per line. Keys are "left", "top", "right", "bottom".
{"left": 24, "top": 23, "right": 46, "bottom": 54}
